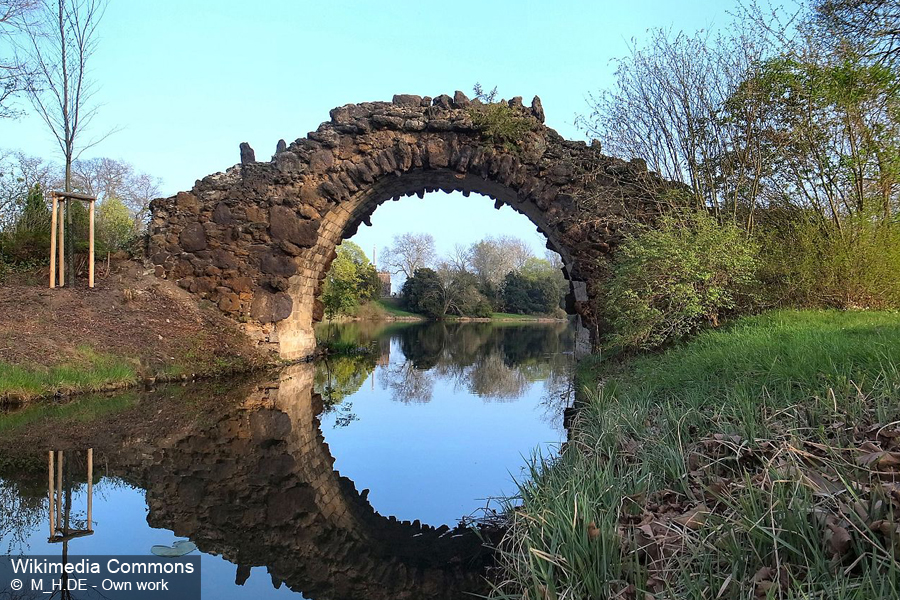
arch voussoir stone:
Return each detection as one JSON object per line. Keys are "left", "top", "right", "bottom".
{"left": 149, "top": 92, "right": 678, "bottom": 359}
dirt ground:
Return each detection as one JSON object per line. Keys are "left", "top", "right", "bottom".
{"left": 0, "top": 260, "right": 276, "bottom": 390}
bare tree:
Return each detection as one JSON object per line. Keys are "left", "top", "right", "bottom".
{"left": 469, "top": 235, "right": 535, "bottom": 287}
{"left": 18, "top": 0, "right": 110, "bottom": 281}
{"left": 0, "top": 0, "right": 38, "bottom": 117}
{"left": 71, "top": 157, "right": 161, "bottom": 229}
{"left": 447, "top": 242, "right": 471, "bottom": 272}
{"left": 814, "top": 0, "right": 900, "bottom": 67}
{"left": 381, "top": 232, "right": 436, "bottom": 280}
{"left": 579, "top": 24, "right": 777, "bottom": 227}
{"left": 500, "top": 235, "right": 533, "bottom": 270}
{"left": 0, "top": 149, "right": 61, "bottom": 228}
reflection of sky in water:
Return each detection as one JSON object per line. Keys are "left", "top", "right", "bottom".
{"left": 318, "top": 325, "right": 572, "bottom": 526}
{"left": 0, "top": 478, "right": 301, "bottom": 598}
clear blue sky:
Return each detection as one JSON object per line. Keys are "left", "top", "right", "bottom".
{"left": 3, "top": 0, "right": 737, "bottom": 262}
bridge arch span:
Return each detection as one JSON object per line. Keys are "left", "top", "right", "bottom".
{"left": 149, "top": 92, "right": 674, "bottom": 358}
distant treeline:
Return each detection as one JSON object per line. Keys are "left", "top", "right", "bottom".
{"left": 0, "top": 152, "right": 161, "bottom": 278}
{"left": 322, "top": 234, "right": 568, "bottom": 320}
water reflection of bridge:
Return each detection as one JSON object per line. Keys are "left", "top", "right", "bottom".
{"left": 3, "top": 365, "right": 494, "bottom": 600}
{"left": 128, "top": 364, "right": 492, "bottom": 599}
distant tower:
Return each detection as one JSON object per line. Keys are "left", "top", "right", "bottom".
{"left": 372, "top": 245, "right": 391, "bottom": 297}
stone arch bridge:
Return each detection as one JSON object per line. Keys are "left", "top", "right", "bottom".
{"left": 149, "top": 92, "right": 675, "bottom": 358}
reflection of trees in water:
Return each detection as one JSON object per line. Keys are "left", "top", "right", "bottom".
{"left": 382, "top": 360, "right": 435, "bottom": 404}
{"left": 461, "top": 353, "right": 528, "bottom": 400}
{"left": 0, "top": 478, "right": 46, "bottom": 554}
{"left": 0, "top": 451, "right": 104, "bottom": 556}
{"left": 378, "top": 322, "right": 576, "bottom": 405}
{"left": 0, "top": 368, "right": 496, "bottom": 600}
{"left": 538, "top": 361, "right": 576, "bottom": 429}
{"left": 313, "top": 354, "right": 377, "bottom": 427}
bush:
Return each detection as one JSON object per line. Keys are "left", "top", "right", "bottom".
{"left": 467, "top": 102, "right": 534, "bottom": 149}
{"left": 96, "top": 196, "right": 137, "bottom": 253}
{"left": 401, "top": 268, "right": 446, "bottom": 318}
{"left": 472, "top": 299, "right": 494, "bottom": 318}
{"left": 321, "top": 241, "right": 380, "bottom": 320}
{"left": 603, "top": 211, "right": 759, "bottom": 351}
{"left": 0, "top": 184, "right": 52, "bottom": 265}
{"left": 501, "top": 270, "right": 559, "bottom": 315}
{"left": 758, "top": 211, "right": 900, "bottom": 309}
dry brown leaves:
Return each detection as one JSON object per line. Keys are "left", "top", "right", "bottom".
{"left": 597, "top": 420, "right": 900, "bottom": 596}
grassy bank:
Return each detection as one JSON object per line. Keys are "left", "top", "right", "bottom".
{"left": 373, "top": 298, "right": 421, "bottom": 318}
{"left": 493, "top": 310, "right": 900, "bottom": 599}
{"left": 0, "top": 345, "right": 138, "bottom": 401}
{"left": 0, "top": 265, "right": 275, "bottom": 404}
{"left": 347, "top": 299, "right": 564, "bottom": 322}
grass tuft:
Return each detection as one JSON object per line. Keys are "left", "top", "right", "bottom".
{"left": 0, "top": 345, "right": 138, "bottom": 402}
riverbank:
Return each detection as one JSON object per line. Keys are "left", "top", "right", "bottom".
{"left": 0, "top": 261, "right": 276, "bottom": 404}
{"left": 493, "top": 309, "right": 900, "bottom": 599}
{"left": 331, "top": 298, "right": 568, "bottom": 324}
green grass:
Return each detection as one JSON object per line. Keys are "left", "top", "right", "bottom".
{"left": 492, "top": 310, "right": 900, "bottom": 599}
{"left": 489, "top": 312, "right": 543, "bottom": 321}
{"left": 0, "top": 391, "right": 138, "bottom": 433}
{"left": 373, "top": 298, "right": 421, "bottom": 318}
{"left": 0, "top": 346, "right": 138, "bottom": 402}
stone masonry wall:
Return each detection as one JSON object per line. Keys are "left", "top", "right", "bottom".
{"left": 149, "top": 92, "right": 676, "bottom": 359}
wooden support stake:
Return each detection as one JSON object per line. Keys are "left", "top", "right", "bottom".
{"left": 88, "top": 200, "right": 95, "bottom": 288}
{"left": 49, "top": 194, "right": 58, "bottom": 288}
{"left": 86, "top": 448, "right": 93, "bottom": 531}
{"left": 55, "top": 451, "right": 63, "bottom": 531}
{"left": 48, "top": 451, "right": 55, "bottom": 536}
{"left": 58, "top": 202, "right": 65, "bottom": 287}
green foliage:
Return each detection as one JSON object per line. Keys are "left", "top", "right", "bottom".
{"left": 446, "top": 270, "right": 492, "bottom": 317}
{"left": 501, "top": 270, "right": 559, "bottom": 315}
{"left": 519, "top": 257, "right": 568, "bottom": 309}
{"left": 0, "top": 184, "right": 51, "bottom": 264}
{"left": 759, "top": 211, "right": 900, "bottom": 309}
{"left": 603, "top": 211, "right": 759, "bottom": 351}
{"left": 97, "top": 196, "right": 136, "bottom": 253}
{"left": 401, "top": 268, "right": 497, "bottom": 318}
{"left": 401, "top": 268, "right": 446, "bottom": 318}
{"left": 321, "top": 241, "right": 380, "bottom": 320}
{"left": 468, "top": 102, "right": 534, "bottom": 148}
{"left": 493, "top": 310, "right": 900, "bottom": 600}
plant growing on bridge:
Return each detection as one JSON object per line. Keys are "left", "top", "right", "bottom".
{"left": 468, "top": 103, "right": 534, "bottom": 150}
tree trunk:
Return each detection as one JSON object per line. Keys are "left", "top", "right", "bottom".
{"left": 65, "top": 157, "right": 75, "bottom": 284}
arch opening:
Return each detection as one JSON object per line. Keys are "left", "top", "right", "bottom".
{"left": 280, "top": 170, "right": 585, "bottom": 359}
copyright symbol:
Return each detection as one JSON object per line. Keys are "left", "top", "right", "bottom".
{"left": 10, "top": 579, "right": 22, "bottom": 591}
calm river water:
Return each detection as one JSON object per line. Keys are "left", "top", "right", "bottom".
{"left": 0, "top": 321, "right": 574, "bottom": 599}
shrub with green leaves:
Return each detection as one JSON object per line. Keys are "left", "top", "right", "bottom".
{"left": 401, "top": 267, "right": 446, "bottom": 318}
{"left": 468, "top": 103, "right": 534, "bottom": 148}
{"left": 97, "top": 196, "right": 138, "bottom": 253}
{"left": 0, "top": 184, "right": 52, "bottom": 264}
{"left": 758, "top": 210, "right": 900, "bottom": 310}
{"left": 603, "top": 211, "right": 759, "bottom": 351}
{"left": 321, "top": 241, "right": 380, "bottom": 320}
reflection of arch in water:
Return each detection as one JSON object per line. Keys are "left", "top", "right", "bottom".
{"left": 118, "top": 364, "right": 493, "bottom": 600}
